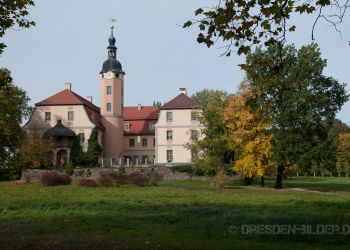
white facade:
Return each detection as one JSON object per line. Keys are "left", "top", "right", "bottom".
{"left": 155, "top": 108, "right": 203, "bottom": 165}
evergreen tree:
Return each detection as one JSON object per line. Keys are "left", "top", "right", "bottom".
{"left": 70, "top": 135, "right": 84, "bottom": 166}
{"left": 86, "top": 128, "right": 101, "bottom": 166}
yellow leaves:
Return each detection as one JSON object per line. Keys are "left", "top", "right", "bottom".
{"left": 224, "top": 79, "right": 273, "bottom": 179}
{"left": 336, "top": 133, "right": 350, "bottom": 172}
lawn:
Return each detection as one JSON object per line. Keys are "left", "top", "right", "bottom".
{"left": 1, "top": 177, "right": 350, "bottom": 250}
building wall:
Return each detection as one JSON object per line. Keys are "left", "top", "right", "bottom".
{"left": 123, "top": 135, "right": 155, "bottom": 165}
{"left": 155, "top": 108, "right": 203, "bottom": 164}
{"left": 25, "top": 105, "right": 97, "bottom": 152}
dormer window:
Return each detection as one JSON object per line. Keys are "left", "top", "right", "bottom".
{"left": 148, "top": 123, "right": 155, "bottom": 131}
{"left": 124, "top": 123, "right": 130, "bottom": 132}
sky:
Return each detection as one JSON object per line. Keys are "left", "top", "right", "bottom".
{"left": 1, "top": 0, "right": 349, "bottom": 124}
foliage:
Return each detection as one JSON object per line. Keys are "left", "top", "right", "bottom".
{"left": 79, "top": 179, "right": 98, "bottom": 188}
{"left": 170, "top": 165, "right": 204, "bottom": 176}
{"left": 17, "top": 134, "right": 54, "bottom": 169}
{"left": 152, "top": 100, "right": 162, "bottom": 107}
{"left": 0, "top": 168, "right": 21, "bottom": 181}
{"left": 64, "top": 162, "right": 74, "bottom": 175}
{"left": 184, "top": 0, "right": 349, "bottom": 56}
{"left": 70, "top": 135, "right": 84, "bottom": 166}
{"left": 144, "top": 168, "right": 164, "bottom": 186}
{"left": 336, "top": 133, "right": 350, "bottom": 177}
{"left": 40, "top": 171, "right": 71, "bottom": 186}
{"left": 188, "top": 89, "right": 231, "bottom": 176}
{"left": 329, "top": 119, "right": 350, "bottom": 138}
{"left": 97, "top": 171, "right": 114, "bottom": 187}
{"left": 242, "top": 43, "right": 348, "bottom": 188}
{"left": 212, "top": 168, "right": 227, "bottom": 188}
{"left": 85, "top": 128, "right": 101, "bottom": 166}
{"left": 126, "top": 172, "right": 149, "bottom": 186}
{"left": 225, "top": 80, "right": 274, "bottom": 181}
{"left": 0, "top": 68, "right": 31, "bottom": 168}
{"left": 0, "top": 0, "right": 35, "bottom": 55}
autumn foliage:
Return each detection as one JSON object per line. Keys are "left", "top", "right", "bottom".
{"left": 336, "top": 133, "right": 350, "bottom": 177}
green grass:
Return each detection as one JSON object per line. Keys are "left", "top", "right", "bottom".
{"left": 1, "top": 178, "right": 350, "bottom": 249}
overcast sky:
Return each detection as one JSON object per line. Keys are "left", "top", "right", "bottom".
{"left": 1, "top": 0, "right": 349, "bottom": 123}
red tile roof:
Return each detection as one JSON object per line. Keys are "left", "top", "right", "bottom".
{"left": 124, "top": 106, "right": 159, "bottom": 120}
{"left": 36, "top": 89, "right": 100, "bottom": 112}
{"left": 124, "top": 120, "right": 157, "bottom": 135}
{"left": 161, "top": 93, "right": 201, "bottom": 110}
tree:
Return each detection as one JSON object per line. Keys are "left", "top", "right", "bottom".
{"left": 85, "top": 128, "right": 101, "bottom": 166}
{"left": 187, "top": 89, "right": 230, "bottom": 176}
{"left": 0, "top": 0, "right": 35, "bottom": 55}
{"left": 224, "top": 80, "right": 274, "bottom": 184}
{"left": 152, "top": 100, "right": 162, "bottom": 107}
{"left": 18, "top": 134, "right": 53, "bottom": 168}
{"left": 184, "top": 0, "right": 349, "bottom": 56}
{"left": 242, "top": 43, "right": 348, "bottom": 188}
{"left": 0, "top": 68, "right": 30, "bottom": 167}
{"left": 336, "top": 133, "right": 350, "bottom": 177}
{"left": 70, "top": 135, "right": 84, "bottom": 166}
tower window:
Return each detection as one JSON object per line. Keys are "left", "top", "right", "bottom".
{"left": 107, "top": 86, "right": 112, "bottom": 95}
{"left": 45, "top": 112, "right": 51, "bottom": 122}
{"left": 68, "top": 111, "right": 74, "bottom": 121}
{"left": 106, "top": 103, "right": 112, "bottom": 112}
{"left": 166, "top": 112, "right": 173, "bottom": 122}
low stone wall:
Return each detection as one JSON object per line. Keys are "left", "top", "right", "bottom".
{"left": 19, "top": 169, "right": 63, "bottom": 183}
{"left": 73, "top": 166, "right": 209, "bottom": 181}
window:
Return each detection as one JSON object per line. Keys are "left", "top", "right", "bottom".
{"left": 79, "top": 133, "right": 85, "bottom": 143}
{"left": 129, "top": 138, "right": 135, "bottom": 147}
{"left": 148, "top": 123, "right": 155, "bottom": 131}
{"left": 167, "top": 150, "right": 173, "bottom": 162}
{"left": 166, "top": 130, "right": 173, "bottom": 140}
{"left": 191, "top": 111, "right": 198, "bottom": 121}
{"left": 45, "top": 112, "right": 51, "bottom": 121}
{"left": 107, "top": 86, "right": 112, "bottom": 95}
{"left": 106, "top": 103, "right": 111, "bottom": 112}
{"left": 153, "top": 137, "right": 156, "bottom": 146}
{"left": 111, "top": 157, "right": 118, "bottom": 166}
{"left": 124, "top": 123, "right": 130, "bottom": 132}
{"left": 166, "top": 112, "right": 173, "bottom": 122}
{"left": 191, "top": 130, "right": 199, "bottom": 141}
{"left": 68, "top": 111, "right": 74, "bottom": 121}
{"left": 142, "top": 138, "right": 148, "bottom": 147}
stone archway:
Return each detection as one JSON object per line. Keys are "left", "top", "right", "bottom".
{"left": 56, "top": 149, "right": 68, "bottom": 168}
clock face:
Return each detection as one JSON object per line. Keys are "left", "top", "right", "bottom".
{"left": 106, "top": 72, "right": 113, "bottom": 79}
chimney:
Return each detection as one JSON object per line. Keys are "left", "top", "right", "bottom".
{"left": 64, "top": 83, "right": 72, "bottom": 91}
{"left": 86, "top": 96, "right": 93, "bottom": 103}
{"left": 137, "top": 104, "right": 142, "bottom": 110}
{"left": 179, "top": 87, "right": 187, "bottom": 95}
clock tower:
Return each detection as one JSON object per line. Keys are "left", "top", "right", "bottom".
{"left": 100, "top": 25, "right": 124, "bottom": 162}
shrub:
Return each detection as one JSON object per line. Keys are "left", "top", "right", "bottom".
{"left": 144, "top": 168, "right": 164, "bottom": 186}
{"left": 79, "top": 178, "right": 97, "bottom": 187}
{"left": 98, "top": 171, "right": 114, "bottom": 187}
{"left": 126, "top": 172, "right": 149, "bottom": 186}
{"left": 213, "top": 168, "right": 227, "bottom": 188}
{"left": 64, "top": 162, "right": 74, "bottom": 175}
{"left": 40, "top": 171, "right": 71, "bottom": 186}
{"left": 170, "top": 165, "right": 204, "bottom": 176}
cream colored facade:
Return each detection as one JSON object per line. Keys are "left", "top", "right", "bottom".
{"left": 26, "top": 104, "right": 97, "bottom": 152}
{"left": 155, "top": 108, "right": 203, "bottom": 165}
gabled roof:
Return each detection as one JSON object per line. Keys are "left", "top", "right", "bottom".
{"left": 36, "top": 89, "right": 100, "bottom": 112}
{"left": 161, "top": 93, "right": 202, "bottom": 110}
{"left": 124, "top": 106, "right": 159, "bottom": 120}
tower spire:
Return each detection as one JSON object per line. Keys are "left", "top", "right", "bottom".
{"left": 108, "top": 18, "right": 117, "bottom": 59}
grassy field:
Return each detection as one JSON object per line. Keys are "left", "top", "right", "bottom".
{"left": 1, "top": 177, "right": 350, "bottom": 250}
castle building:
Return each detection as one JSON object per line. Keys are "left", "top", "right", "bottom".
{"left": 25, "top": 26, "right": 202, "bottom": 167}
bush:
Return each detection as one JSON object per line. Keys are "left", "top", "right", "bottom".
{"left": 40, "top": 171, "right": 71, "bottom": 186}
{"left": 213, "top": 168, "right": 227, "bottom": 188}
{"left": 126, "top": 172, "right": 149, "bottom": 186}
{"left": 79, "top": 178, "right": 97, "bottom": 187}
{"left": 170, "top": 165, "right": 204, "bottom": 176}
{"left": 144, "top": 168, "right": 164, "bottom": 186}
{"left": 98, "top": 171, "right": 114, "bottom": 187}
{"left": 64, "top": 162, "right": 74, "bottom": 175}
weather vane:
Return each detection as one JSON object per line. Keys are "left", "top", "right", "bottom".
{"left": 110, "top": 18, "right": 116, "bottom": 30}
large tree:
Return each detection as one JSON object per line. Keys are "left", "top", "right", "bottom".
{"left": 184, "top": 0, "right": 349, "bottom": 56}
{"left": 0, "top": 0, "right": 35, "bottom": 55}
{"left": 187, "top": 89, "right": 231, "bottom": 176}
{"left": 243, "top": 43, "right": 348, "bottom": 188}
{"left": 0, "top": 68, "right": 30, "bottom": 167}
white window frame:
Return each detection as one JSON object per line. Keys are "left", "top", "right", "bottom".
{"left": 68, "top": 111, "right": 74, "bottom": 121}
{"left": 166, "top": 130, "right": 173, "bottom": 140}
{"left": 166, "top": 112, "right": 173, "bottom": 122}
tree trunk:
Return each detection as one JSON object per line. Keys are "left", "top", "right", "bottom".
{"left": 275, "top": 165, "right": 284, "bottom": 189}
{"left": 260, "top": 176, "right": 265, "bottom": 187}
{"left": 346, "top": 172, "right": 349, "bottom": 178}
{"left": 313, "top": 172, "right": 316, "bottom": 178}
